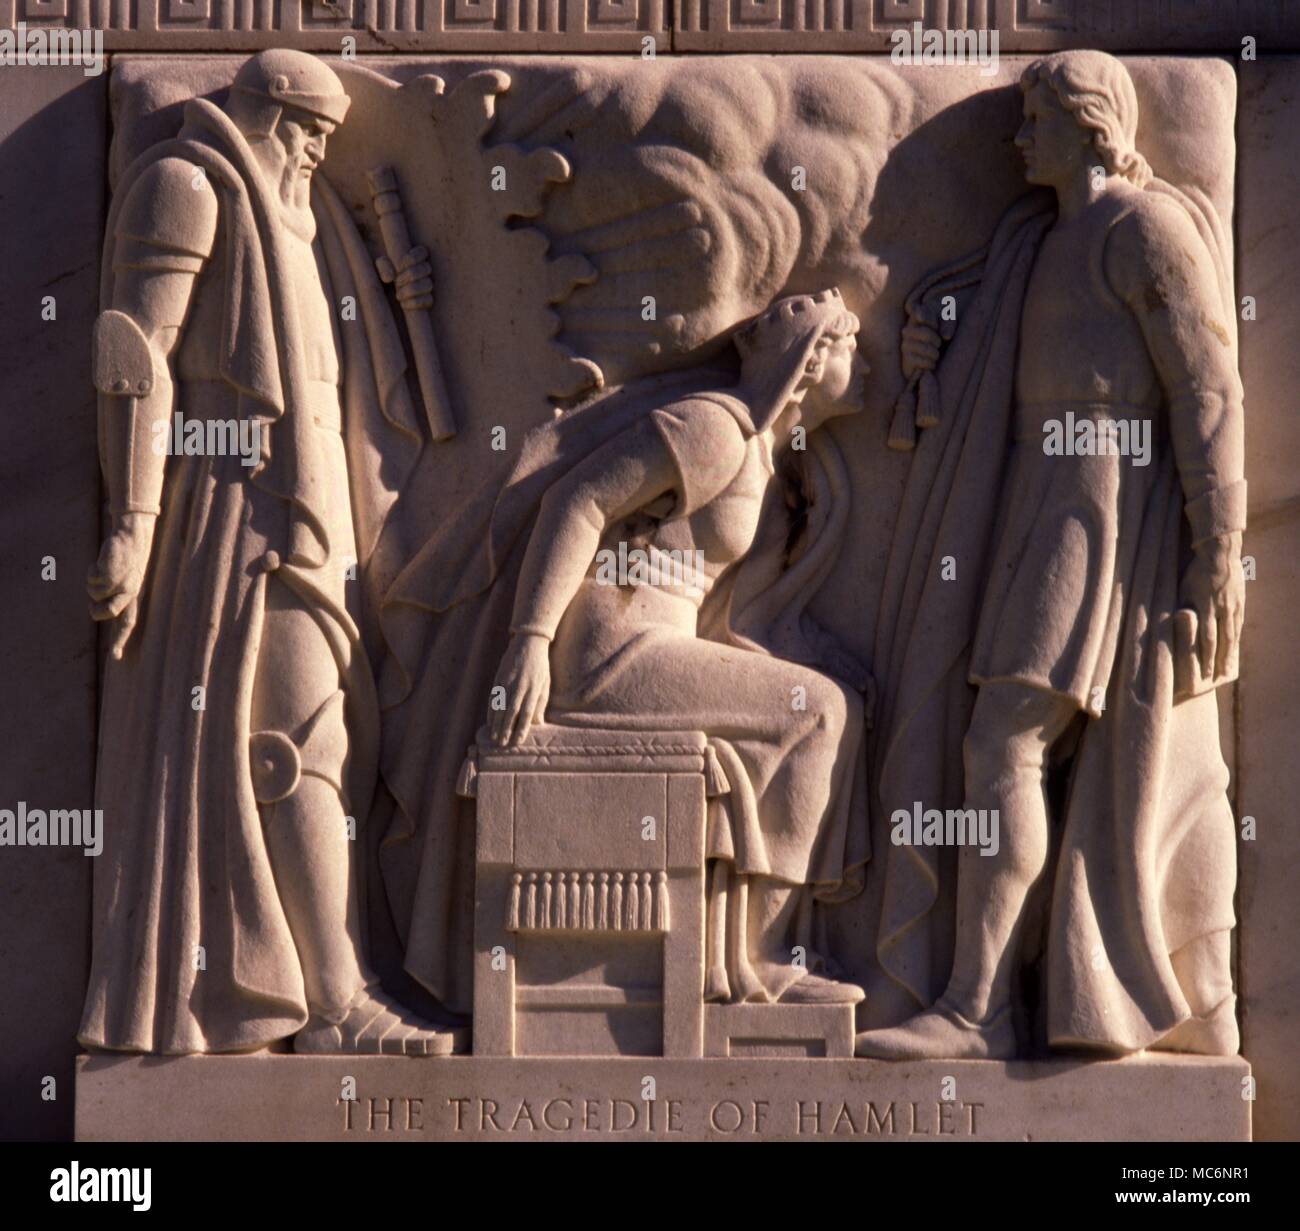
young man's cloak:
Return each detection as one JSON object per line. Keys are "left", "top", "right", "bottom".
{"left": 868, "top": 186, "right": 1239, "bottom": 1050}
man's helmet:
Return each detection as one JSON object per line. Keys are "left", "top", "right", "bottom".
{"left": 230, "top": 49, "right": 350, "bottom": 125}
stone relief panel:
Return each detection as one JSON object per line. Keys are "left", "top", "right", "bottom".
{"left": 80, "top": 48, "right": 1245, "bottom": 1090}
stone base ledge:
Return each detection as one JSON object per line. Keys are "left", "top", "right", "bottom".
{"left": 76, "top": 1053, "right": 1251, "bottom": 1142}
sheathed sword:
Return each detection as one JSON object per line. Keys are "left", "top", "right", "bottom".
{"left": 367, "top": 165, "right": 457, "bottom": 442}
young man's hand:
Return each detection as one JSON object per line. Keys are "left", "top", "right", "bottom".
{"left": 1178, "top": 531, "right": 1245, "bottom": 683}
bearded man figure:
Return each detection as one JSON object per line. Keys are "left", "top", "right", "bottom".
{"left": 80, "top": 50, "right": 459, "bottom": 1056}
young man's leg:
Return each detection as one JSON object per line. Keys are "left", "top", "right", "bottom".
{"left": 856, "top": 680, "right": 1075, "bottom": 1058}
{"left": 945, "top": 681, "right": 1077, "bottom": 1021}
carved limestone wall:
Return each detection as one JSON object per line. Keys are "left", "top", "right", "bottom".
{"left": 2, "top": 35, "right": 1297, "bottom": 1147}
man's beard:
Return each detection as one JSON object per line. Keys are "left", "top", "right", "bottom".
{"left": 279, "top": 172, "right": 316, "bottom": 241}
{"left": 249, "top": 140, "right": 316, "bottom": 240}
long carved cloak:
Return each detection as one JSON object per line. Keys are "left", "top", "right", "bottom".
{"left": 868, "top": 188, "right": 1238, "bottom": 1049}
{"left": 79, "top": 99, "right": 420, "bottom": 1054}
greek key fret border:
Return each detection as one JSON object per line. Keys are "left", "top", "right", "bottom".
{"left": 1, "top": 0, "right": 1296, "bottom": 49}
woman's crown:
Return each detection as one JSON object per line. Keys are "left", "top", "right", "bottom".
{"left": 735, "top": 288, "right": 855, "bottom": 356}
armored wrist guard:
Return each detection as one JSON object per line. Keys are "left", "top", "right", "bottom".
{"left": 94, "top": 310, "right": 168, "bottom": 517}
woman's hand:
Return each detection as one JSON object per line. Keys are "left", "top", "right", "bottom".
{"left": 488, "top": 632, "right": 552, "bottom": 747}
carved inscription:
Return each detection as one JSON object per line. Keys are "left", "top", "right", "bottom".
{"left": 338, "top": 1092, "right": 984, "bottom": 1137}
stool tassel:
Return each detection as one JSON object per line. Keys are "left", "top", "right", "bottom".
{"left": 654, "top": 871, "right": 669, "bottom": 931}
{"left": 507, "top": 873, "right": 521, "bottom": 931}
{"left": 627, "top": 873, "right": 640, "bottom": 930}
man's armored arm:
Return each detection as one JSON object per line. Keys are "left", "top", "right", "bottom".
{"left": 97, "top": 157, "right": 219, "bottom": 521}
{"left": 88, "top": 159, "right": 219, "bottom": 653}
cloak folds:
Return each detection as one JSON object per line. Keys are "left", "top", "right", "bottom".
{"left": 868, "top": 187, "right": 1238, "bottom": 1049}
{"left": 79, "top": 99, "right": 421, "bottom": 1054}
{"left": 377, "top": 372, "right": 861, "bottom": 1016}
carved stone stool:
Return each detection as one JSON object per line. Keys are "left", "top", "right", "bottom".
{"left": 462, "top": 725, "right": 708, "bottom": 1057}
{"left": 703, "top": 1003, "right": 856, "bottom": 1058}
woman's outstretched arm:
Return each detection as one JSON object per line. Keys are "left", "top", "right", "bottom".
{"left": 488, "top": 415, "right": 681, "bottom": 746}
